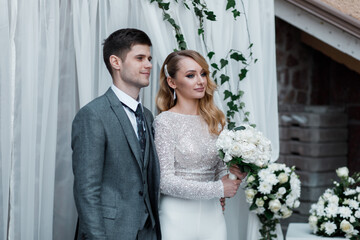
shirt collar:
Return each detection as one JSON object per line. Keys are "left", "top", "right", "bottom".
{"left": 111, "top": 84, "right": 141, "bottom": 112}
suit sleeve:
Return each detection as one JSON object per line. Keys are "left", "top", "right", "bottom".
{"left": 71, "top": 106, "right": 106, "bottom": 239}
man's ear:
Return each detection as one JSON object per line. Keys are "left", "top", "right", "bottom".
{"left": 167, "top": 77, "right": 176, "bottom": 90}
{"left": 109, "top": 55, "right": 122, "bottom": 71}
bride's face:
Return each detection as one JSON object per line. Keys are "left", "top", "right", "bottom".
{"left": 171, "top": 57, "right": 208, "bottom": 101}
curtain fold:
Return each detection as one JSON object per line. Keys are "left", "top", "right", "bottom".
{"left": 1, "top": 1, "right": 279, "bottom": 239}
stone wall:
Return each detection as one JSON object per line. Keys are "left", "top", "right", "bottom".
{"left": 275, "top": 17, "right": 360, "bottom": 173}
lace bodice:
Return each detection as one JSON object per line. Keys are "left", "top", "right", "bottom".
{"left": 154, "top": 111, "right": 227, "bottom": 200}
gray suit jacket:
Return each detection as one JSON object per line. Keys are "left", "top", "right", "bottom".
{"left": 72, "top": 88, "right": 161, "bottom": 240}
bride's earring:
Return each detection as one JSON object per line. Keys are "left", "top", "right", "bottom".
{"left": 173, "top": 90, "right": 176, "bottom": 100}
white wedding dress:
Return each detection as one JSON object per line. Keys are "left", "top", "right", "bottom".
{"left": 154, "top": 111, "right": 228, "bottom": 240}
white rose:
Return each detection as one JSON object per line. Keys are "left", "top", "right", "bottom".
{"left": 286, "top": 196, "right": 295, "bottom": 207}
{"left": 281, "top": 207, "right": 292, "bottom": 218}
{"left": 340, "top": 220, "right": 354, "bottom": 233}
{"left": 245, "top": 189, "right": 256, "bottom": 203}
{"left": 328, "top": 195, "right": 339, "bottom": 204}
{"left": 336, "top": 167, "right": 349, "bottom": 178}
{"left": 355, "top": 210, "right": 360, "bottom": 218}
{"left": 223, "top": 153, "right": 232, "bottom": 163}
{"left": 269, "top": 199, "right": 281, "bottom": 213}
{"left": 358, "top": 194, "right": 360, "bottom": 202}
{"left": 293, "top": 200, "right": 300, "bottom": 208}
{"left": 255, "top": 198, "right": 264, "bottom": 207}
{"left": 309, "top": 215, "right": 318, "bottom": 227}
{"left": 278, "top": 172, "right": 289, "bottom": 184}
{"left": 247, "top": 175, "right": 255, "bottom": 183}
{"left": 349, "top": 216, "right": 355, "bottom": 223}
{"left": 278, "top": 187, "right": 286, "bottom": 195}
{"left": 229, "top": 142, "right": 243, "bottom": 157}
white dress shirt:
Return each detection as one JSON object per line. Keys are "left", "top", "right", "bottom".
{"left": 111, "top": 84, "right": 143, "bottom": 139}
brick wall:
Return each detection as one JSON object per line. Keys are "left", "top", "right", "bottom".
{"left": 276, "top": 18, "right": 360, "bottom": 173}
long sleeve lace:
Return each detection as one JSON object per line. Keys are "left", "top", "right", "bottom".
{"left": 154, "top": 112, "right": 224, "bottom": 200}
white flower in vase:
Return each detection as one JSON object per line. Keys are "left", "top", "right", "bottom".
{"left": 336, "top": 167, "right": 349, "bottom": 178}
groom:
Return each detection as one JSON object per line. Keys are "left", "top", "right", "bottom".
{"left": 72, "top": 28, "right": 161, "bottom": 240}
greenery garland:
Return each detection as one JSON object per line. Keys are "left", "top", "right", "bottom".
{"left": 150, "top": 0, "right": 257, "bottom": 129}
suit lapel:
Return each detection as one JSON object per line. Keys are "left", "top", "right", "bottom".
{"left": 105, "top": 88, "right": 143, "bottom": 172}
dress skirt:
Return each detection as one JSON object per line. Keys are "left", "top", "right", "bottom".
{"left": 159, "top": 195, "right": 227, "bottom": 240}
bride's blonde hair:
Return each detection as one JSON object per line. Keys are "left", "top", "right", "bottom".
{"left": 156, "top": 50, "right": 225, "bottom": 135}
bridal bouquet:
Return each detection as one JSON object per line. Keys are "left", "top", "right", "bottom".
{"left": 216, "top": 124, "right": 272, "bottom": 179}
{"left": 245, "top": 163, "right": 301, "bottom": 239}
{"left": 309, "top": 167, "right": 360, "bottom": 239}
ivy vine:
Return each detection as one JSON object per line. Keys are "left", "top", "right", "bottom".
{"left": 150, "top": 0, "right": 257, "bottom": 130}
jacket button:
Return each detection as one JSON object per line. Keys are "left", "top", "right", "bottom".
{"left": 139, "top": 191, "right": 143, "bottom": 196}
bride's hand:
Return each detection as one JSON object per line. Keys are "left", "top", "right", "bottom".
{"left": 220, "top": 197, "right": 226, "bottom": 211}
{"left": 229, "top": 165, "right": 247, "bottom": 180}
{"left": 221, "top": 175, "right": 241, "bottom": 198}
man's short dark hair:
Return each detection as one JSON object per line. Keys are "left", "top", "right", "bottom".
{"left": 103, "top": 28, "right": 152, "bottom": 75}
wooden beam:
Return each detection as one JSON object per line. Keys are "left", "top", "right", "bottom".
{"left": 301, "top": 32, "right": 360, "bottom": 74}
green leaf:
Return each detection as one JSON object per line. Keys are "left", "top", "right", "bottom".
{"left": 183, "top": 2, "right": 190, "bottom": 9}
{"left": 211, "top": 63, "right": 219, "bottom": 70}
{"left": 230, "top": 52, "right": 246, "bottom": 61}
{"left": 264, "top": 211, "right": 274, "bottom": 220}
{"left": 231, "top": 94, "right": 240, "bottom": 101}
{"left": 163, "top": 13, "right": 170, "bottom": 21}
{"left": 226, "top": 0, "right": 236, "bottom": 10}
{"left": 175, "top": 33, "right": 184, "bottom": 41}
{"left": 248, "top": 43, "right": 254, "bottom": 49}
{"left": 198, "top": 28, "right": 204, "bottom": 35}
{"left": 179, "top": 41, "right": 187, "bottom": 50}
{"left": 234, "top": 126, "right": 245, "bottom": 131}
{"left": 220, "top": 74, "right": 230, "bottom": 84}
{"left": 232, "top": 9, "right": 241, "bottom": 19}
{"left": 243, "top": 117, "right": 249, "bottom": 122}
{"left": 239, "top": 102, "right": 245, "bottom": 109}
{"left": 228, "top": 122, "right": 236, "bottom": 130}
{"left": 207, "top": 51, "right": 215, "bottom": 60}
{"left": 168, "top": 18, "right": 176, "bottom": 26}
{"left": 227, "top": 101, "right": 238, "bottom": 111}
{"left": 159, "top": 2, "right": 170, "bottom": 10}
{"left": 220, "top": 59, "right": 228, "bottom": 69}
{"left": 239, "top": 68, "right": 248, "bottom": 80}
{"left": 211, "top": 70, "right": 217, "bottom": 78}
{"left": 254, "top": 58, "right": 258, "bottom": 63}
{"left": 194, "top": 7, "right": 203, "bottom": 17}
{"left": 218, "top": 150, "right": 224, "bottom": 159}
{"left": 239, "top": 90, "right": 244, "bottom": 97}
{"left": 204, "top": 10, "right": 216, "bottom": 21}
{"left": 224, "top": 90, "right": 232, "bottom": 100}
{"left": 227, "top": 110, "right": 235, "bottom": 118}
{"left": 245, "top": 111, "right": 250, "bottom": 116}
{"left": 250, "top": 124, "right": 256, "bottom": 128}
{"left": 249, "top": 203, "right": 257, "bottom": 211}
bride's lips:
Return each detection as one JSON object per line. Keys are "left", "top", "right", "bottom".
{"left": 195, "top": 87, "right": 205, "bottom": 92}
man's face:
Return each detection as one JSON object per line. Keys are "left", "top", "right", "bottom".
{"left": 119, "top": 44, "right": 152, "bottom": 89}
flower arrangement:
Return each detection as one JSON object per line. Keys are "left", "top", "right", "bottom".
{"left": 216, "top": 124, "right": 272, "bottom": 178}
{"left": 245, "top": 163, "right": 301, "bottom": 239}
{"left": 308, "top": 167, "right": 360, "bottom": 239}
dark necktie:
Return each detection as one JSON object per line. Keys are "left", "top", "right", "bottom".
{"left": 135, "top": 103, "right": 146, "bottom": 157}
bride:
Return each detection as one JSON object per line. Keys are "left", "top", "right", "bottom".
{"left": 154, "top": 50, "right": 246, "bottom": 239}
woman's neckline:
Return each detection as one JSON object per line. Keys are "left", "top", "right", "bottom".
{"left": 165, "top": 111, "right": 201, "bottom": 117}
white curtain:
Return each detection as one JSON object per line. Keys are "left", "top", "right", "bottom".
{"left": 0, "top": 0, "right": 279, "bottom": 239}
